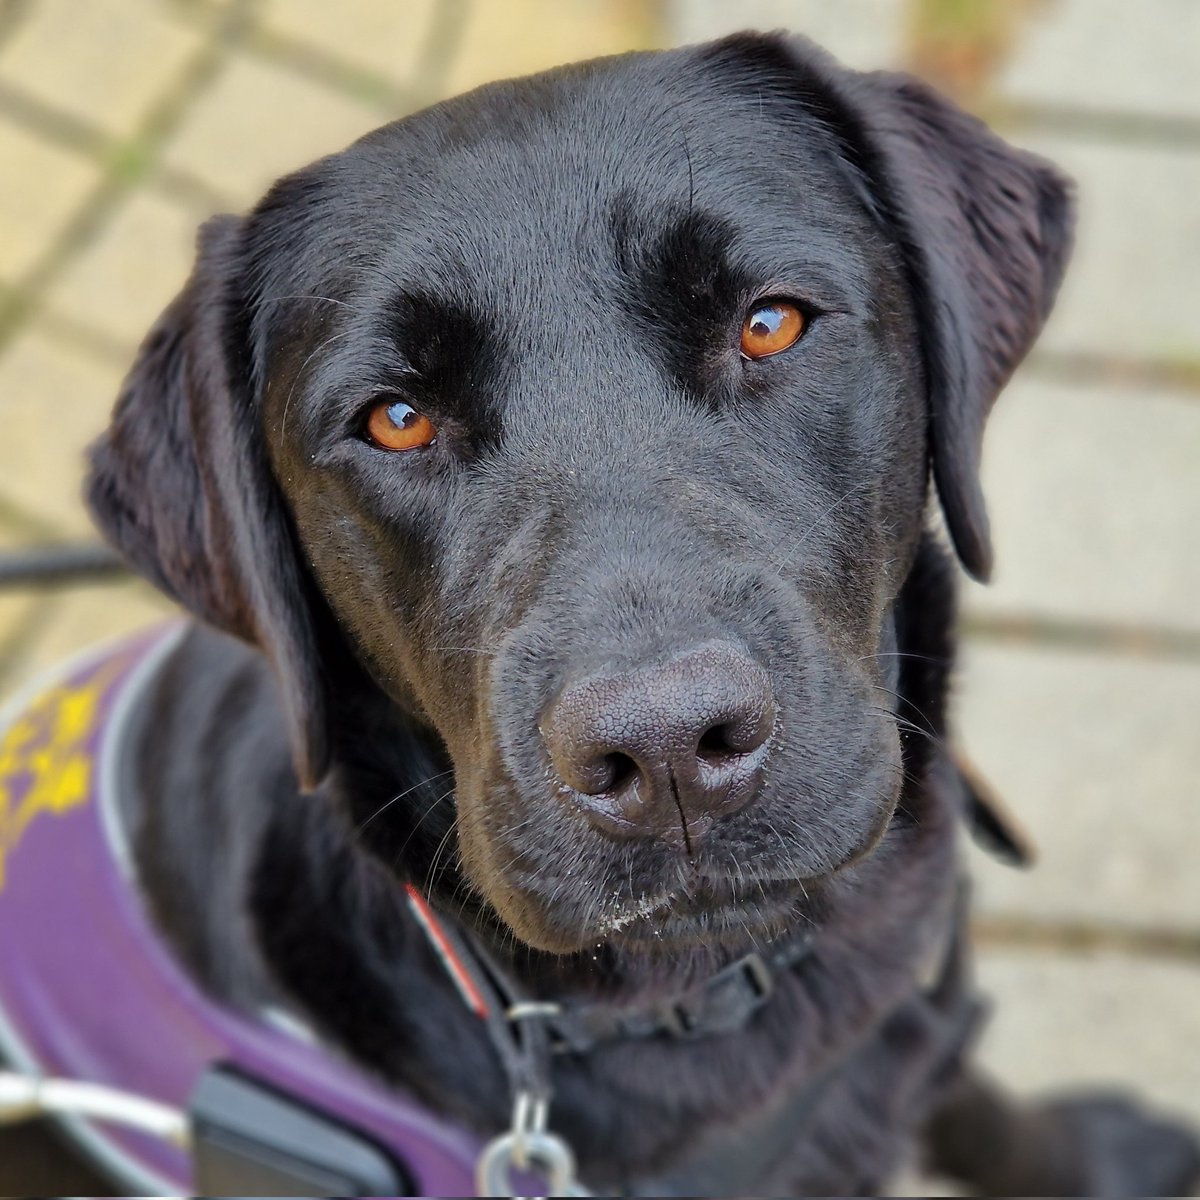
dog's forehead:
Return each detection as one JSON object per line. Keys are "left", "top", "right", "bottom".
{"left": 269, "top": 46, "right": 876, "bottom": 300}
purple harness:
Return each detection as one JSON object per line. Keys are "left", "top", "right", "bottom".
{"left": 0, "top": 625, "right": 482, "bottom": 1194}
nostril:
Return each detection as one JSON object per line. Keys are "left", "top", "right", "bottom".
{"left": 597, "top": 751, "right": 640, "bottom": 796}
{"left": 697, "top": 722, "right": 738, "bottom": 763}
{"left": 698, "top": 703, "right": 773, "bottom": 764}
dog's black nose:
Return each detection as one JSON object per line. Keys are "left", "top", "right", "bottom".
{"left": 541, "top": 641, "right": 774, "bottom": 849}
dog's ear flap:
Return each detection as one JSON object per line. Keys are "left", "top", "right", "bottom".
{"left": 86, "top": 215, "right": 330, "bottom": 789}
{"left": 772, "top": 37, "right": 1074, "bottom": 580}
{"left": 854, "top": 73, "right": 1074, "bottom": 581}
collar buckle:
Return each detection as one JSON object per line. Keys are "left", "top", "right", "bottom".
{"left": 661, "top": 951, "right": 776, "bottom": 1040}
{"left": 733, "top": 951, "right": 775, "bottom": 999}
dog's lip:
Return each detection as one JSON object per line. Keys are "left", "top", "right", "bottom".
{"left": 592, "top": 887, "right": 679, "bottom": 935}
{"left": 589, "top": 876, "right": 807, "bottom": 945}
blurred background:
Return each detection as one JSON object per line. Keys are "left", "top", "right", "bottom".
{"left": 0, "top": 0, "right": 1197, "bottom": 1184}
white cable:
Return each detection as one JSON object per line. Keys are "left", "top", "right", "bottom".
{"left": 0, "top": 1070, "right": 189, "bottom": 1147}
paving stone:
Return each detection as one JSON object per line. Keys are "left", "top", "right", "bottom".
{"left": 962, "top": 375, "right": 1200, "bottom": 633}
{"left": 957, "top": 641, "right": 1200, "bottom": 932}
{"left": 444, "top": 0, "right": 662, "bottom": 95}
{"left": 161, "top": 53, "right": 383, "bottom": 207}
{"left": 260, "top": 0, "right": 438, "bottom": 89}
{"left": 0, "top": 0, "right": 203, "bottom": 138}
{"left": 996, "top": 0, "right": 1200, "bottom": 120}
{"left": 0, "top": 119, "right": 101, "bottom": 284}
{"left": 1022, "top": 134, "right": 1200, "bottom": 362}
{"left": 668, "top": 0, "right": 907, "bottom": 71}
{"left": 0, "top": 326, "right": 126, "bottom": 537}
{"left": 976, "top": 947, "right": 1200, "bottom": 1126}
{"left": 43, "top": 190, "right": 205, "bottom": 349}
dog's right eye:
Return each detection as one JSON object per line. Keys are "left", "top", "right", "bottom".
{"left": 741, "top": 301, "right": 806, "bottom": 360}
{"left": 364, "top": 399, "right": 438, "bottom": 451}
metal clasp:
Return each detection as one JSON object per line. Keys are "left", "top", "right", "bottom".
{"left": 476, "top": 1089, "right": 587, "bottom": 1198}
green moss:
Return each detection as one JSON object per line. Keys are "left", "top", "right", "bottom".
{"left": 915, "top": 0, "right": 1005, "bottom": 42}
{"left": 104, "top": 139, "right": 154, "bottom": 186}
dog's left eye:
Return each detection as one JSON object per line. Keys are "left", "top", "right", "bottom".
{"left": 741, "top": 301, "right": 806, "bottom": 360}
{"left": 364, "top": 399, "right": 437, "bottom": 451}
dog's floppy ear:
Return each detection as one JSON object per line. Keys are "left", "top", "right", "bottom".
{"left": 86, "top": 215, "right": 330, "bottom": 789}
{"left": 774, "top": 37, "right": 1075, "bottom": 580}
{"left": 854, "top": 72, "right": 1074, "bottom": 581}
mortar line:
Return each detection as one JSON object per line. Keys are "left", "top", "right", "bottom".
{"left": 0, "top": 0, "right": 32, "bottom": 50}
{"left": 230, "top": 0, "right": 489, "bottom": 116}
{"left": 0, "top": 77, "right": 110, "bottom": 156}
{"left": 972, "top": 914, "right": 1200, "bottom": 966}
{"left": 238, "top": 26, "right": 424, "bottom": 114}
{"left": 1025, "top": 350, "right": 1200, "bottom": 397}
{"left": 992, "top": 98, "right": 1200, "bottom": 152}
{"left": 164, "top": 0, "right": 457, "bottom": 115}
{"left": 416, "top": 0, "right": 475, "bottom": 100}
{"left": 962, "top": 611, "right": 1200, "bottom": 665}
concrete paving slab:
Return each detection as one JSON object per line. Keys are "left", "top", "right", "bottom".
{"left": 667, "top": 0, "right": 907, "bottom": 70}
{"left": 259, "top": 0, "right": 438, "bottom": 90}
{"left": 996, "top": 0, "right": 1200, "bottom": 121}
{"left": 0, "top": 119, "right": 101, "bottom": 284}
{"left": 1025, "top": 134, "right": 1200, "bottom": 362}
{"left": 976, "top": 946, "right": 1200, "bottom": 1126}
{"left": 0, "top": 0, "right": 203, "bottom": 138}
{"left": 161, "top": 53, "right": 383, "bottom": 208}
{"left": 962, "top": 375, "right": 1200, "bottom": 633}
{"left": 958, "top": 640, "right": 1200, "bottom": 931}
{"left": 444, "top": 0, "right": 661, "bottom": 95}
{"left": 42, "top": 190, "right": 206, "bottom": 350}
{"left": 0, "top": 326, "right": 124, "bottom": 537}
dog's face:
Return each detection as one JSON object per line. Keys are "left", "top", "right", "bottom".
{"left": 258, "top": 48, "right": 929, "bottom": 952}
{"left": 87, "top": 35, "right": 1072, "bottom": 954}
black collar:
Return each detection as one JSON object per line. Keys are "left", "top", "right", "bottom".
{"left": 405, "top": 884, "right": 815, "bottom": 1055}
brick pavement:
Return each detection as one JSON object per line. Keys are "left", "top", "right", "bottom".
{"left": 1, "top": 0, "right": 1196, "bottom": 1189}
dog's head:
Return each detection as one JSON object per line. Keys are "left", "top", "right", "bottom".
{"left": 87, "top": 34, "right": 1071, "bottom": 954}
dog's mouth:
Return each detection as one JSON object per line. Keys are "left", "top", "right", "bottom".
{"left": 589, "top": 875, "right": 814, "bottom": 950}
{"left": 592, "top": 886, "right": 680, "bottom": 936}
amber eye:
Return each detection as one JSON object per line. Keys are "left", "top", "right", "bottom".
{"left": 365, "top": 399, "right": 437, "bottom": 451}
{"left": 740, "top": 301, "right": 806, "bottom": 359}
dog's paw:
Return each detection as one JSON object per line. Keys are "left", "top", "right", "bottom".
{"left": 1041, "top": 1092, "right": 1200, "bottom": 1197}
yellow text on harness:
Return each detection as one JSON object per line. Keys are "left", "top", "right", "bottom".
{"left": 0, "top": 666, "right": 118, "bottom": 890}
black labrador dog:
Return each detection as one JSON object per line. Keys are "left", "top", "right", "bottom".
{"left": 46, "top": 29, "right": 1198, "bottom": 1195}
